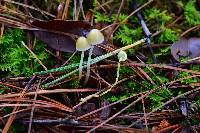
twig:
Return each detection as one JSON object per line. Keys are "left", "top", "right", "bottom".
{"left": 28, "top": 82, "right": 40, "bottom": 133}
{"left": 141, "top": 94, "right": 148, "bottom": 131}
{"left": 2, "top": 75, "right": 36, "bottom": 133}
{"left": 0, "top": 81, "right": 23, "bottom": 90}
{"left": 77, "top": 92, "right": 142, "bottom": 120}
{"left": 181, "top": 25, "right": 200, "bottom": 37}
{"left": 108, "top": 0, "right": 125, "bottom": 36}
{"left": 0, "top": 88, "right": 98, "bottom": 99}
{"left": 127, "top": 63, "right": 200, "bottom": 75}
{"left": 62, "top": 0, "right": 70, "bottom": 20}
{"left": 111, "top": 0, "right": 154, "bottom": 34}
{"left": 3, "top": 0, "right": 55, "bottom": 18}
{"left": 79, "top": 0, "right": 86, "bottom": 20}
{"left": 2, "top": 108, "right": 30, "bottom": 119}
{"left": 21, "top": 41, "right": 47, "bottom": 71}
{"left": 0, "top": 23, "right": 4, "bottom": 37}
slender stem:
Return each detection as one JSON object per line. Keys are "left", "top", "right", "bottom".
{"left": 84, "top": 46, "right": 94, "bottom": 85}
{"left": 116, "top": 62, "right": 120, "bottom": 82}
{"left": 100, "top": 62, "right": 120, "bottom": 96}
{"left": 62, "top": 51, "right": 77, "bottom": 66}
{"left": 79, "top": 51, "right": 84, "bottom": 80}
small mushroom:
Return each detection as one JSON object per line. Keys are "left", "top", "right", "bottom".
{"left": 100, "top": 50, "right": 127, "bottom": 96}
{"left": 118, "top": 50, "right": 127, "bottom": 62}
{"left": 76, "top": 36, "right": 91, "bottom": 80}
{"left": 116, "top": 50, "right": 127, "bottom": 82}
{"left": 84, "top": 29, "right": 104, "bottom": 84}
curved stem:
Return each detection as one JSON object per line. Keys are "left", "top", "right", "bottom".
{"left": 84, "top": 46, "right": 94, "bottom": 85}
{"left": 79, "top": 51, "right": 84, "bottom": 80}
{"left": 100, "top": 62, "right": 120, "bottom": 96}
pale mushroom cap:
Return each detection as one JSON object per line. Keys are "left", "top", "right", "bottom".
{"left": 87, "top": 29, "right": 104, "bottom": 45}
{"left": 118, "top": 50, "right": 127, "bottom": 62}
{"left": 76, "top": 36, "right": 91, "bottom": 51}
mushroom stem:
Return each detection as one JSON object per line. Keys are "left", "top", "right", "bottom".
{"left": 116, "top": 62, "right": 120, "bottom": 83}
{"left": 99, "top": 62, "right": 120, "bottom": 96}
{"left": 84, "top": 46, "right": 94, "bottom": 84}
{"left": 79, "top": 51, "right": 85, "bottom": 80}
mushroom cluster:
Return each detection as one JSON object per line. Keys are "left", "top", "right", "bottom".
{"left": 76, "top": 29, "right": 104, "bottom": 82}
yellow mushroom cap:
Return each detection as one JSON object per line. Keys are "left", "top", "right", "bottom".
{"left": 118, "top": 50, "right": 127, "bottom": 62}
{"left": 87, "top": 29, "right": 104, "bottom": 46}
{"left": 76, "top": 36, "right": 91, "bottom": 51}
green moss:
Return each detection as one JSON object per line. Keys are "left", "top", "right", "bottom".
{"left": 0, "top": 29, "right": 52, "bottom": 76}
{"left": 184, "top": 0, "right": 200, "bottom": 26}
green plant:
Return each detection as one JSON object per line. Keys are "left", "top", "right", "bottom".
{"left": 149, "top": 88, "right": 172, "bottom": 108}
{"left": 0, "top": 29, "right": 51, "bottom": 76}
{"left": 158, "top": 28, "right": 178, "bottom": 43}
{"left": 145, "top": 8, "right": 172, "bottom": 27}
{"left": 184, "top": 0, "right": 200, "bottom": 26}
{"left": 114, "top": 25, "right": 143, "bottom": 45}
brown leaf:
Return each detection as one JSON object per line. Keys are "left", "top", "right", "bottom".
{"left": 32, "top": 20, "right": 92, "bottom": 36}
{"left": 32, "top": 20, "right": 104, "bottom": 55}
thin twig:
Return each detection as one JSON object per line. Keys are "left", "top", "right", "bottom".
{"left": 3, "top": 0, "right": 55, "bottom": 18}
{"left": 181, "top": 25, "right": 200, "bottom": 37}
{"left": 111, "top": 0, "right": 154, "bottom": 34}
{"left": 21, "top": 41, "right": 47, "bottom": 71}
{"left": 141, "top": 94, "right": 148, "bottom": 131}
{"left": 62, "top": 0, "right": 70, "bottom": 20}
{"left": 28, "top": 82, "right": 40, "bottom": 133}
{"left": 0, "top": 88, "right": 98, "bottom": 99}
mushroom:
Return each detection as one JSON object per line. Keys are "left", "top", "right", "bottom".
{"left": 100, "top": 50, "right": 127, "bottom": 96}
{"left": 118, "top": 50, "right": 127, "bottom": 62}
{"left": 84, "top": 29, "right": 104, "bottom": 84}
{"left": 116, "top": 50, "right": 127, "bottom": 82}
{"left": 76, "top": 36, "right": 91, "bottom": 80}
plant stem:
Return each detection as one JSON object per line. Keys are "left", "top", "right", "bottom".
{"left": 79, "top": 51, "right": 84, "bottom": 80}
{"left": 84, "top": 46, "right": 94, "bottom": 85}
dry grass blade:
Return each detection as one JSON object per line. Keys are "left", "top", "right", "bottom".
{"left": 0, "top": 81, "right": 23, "bottom": 90}
{"left": 0, "top": 98, "right": 73, "bottom": 112}
{"left": 127, "top": 63, "right": 200, "bottom": 75}
{"left": 0, "top": 16, "right": 31, "bottom": 29}
{"left": 3, "top": 0, "right": 55, "bottom": 18}
{"left": 28, "top": 81, "right": 40, "bottom": 133}
{"left": 21, "top": 41, "right": 48, "bottom": 71}
{"left": 0, "top": 88, "right": 98, "bottom": 99}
